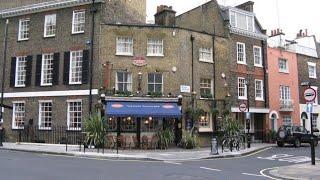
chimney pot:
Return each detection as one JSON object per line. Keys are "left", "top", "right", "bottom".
{"left": 305, "top": 29, "right": 308, "bottom": 36}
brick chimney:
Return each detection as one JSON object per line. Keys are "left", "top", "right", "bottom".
{"left": 236, "top": 1, "right": 254, "bottom": 12}
{"left": 296, "top": 29, "right": 309, "bottom": 38}
{"left": 270, "top": 28, "right": 284, "bottom": 37}
{"left": 154, "top": 5, "right": 176, "bottom": 26}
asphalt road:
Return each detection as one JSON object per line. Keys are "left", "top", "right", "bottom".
{"left": 0, "top": 144, "right": 319, "bottom": 180}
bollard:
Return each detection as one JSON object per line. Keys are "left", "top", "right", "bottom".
{"left": 0, "top": 126, "right": 3, "bottom": 147}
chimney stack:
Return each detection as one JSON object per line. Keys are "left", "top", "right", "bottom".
{"left": 236, "top": 1, "right": 254, "bottom": 12}
{"left": 154, "top": 5, "right": 176, "bottom": 27}
{"left": 270, "top": 29, "right": 284, "bottom": 37}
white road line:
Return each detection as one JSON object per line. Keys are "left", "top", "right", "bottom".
{"left": 260, "top": 167, "right": 282, "bottom": 180}
{"left": 164, "top": 161, "right": 181, "bottom": 165}
{"left": 200, "top": 167, "right": 222, "bottom": 172}
{"left": 242, "top": 173, "right": 264, "bottom": 177}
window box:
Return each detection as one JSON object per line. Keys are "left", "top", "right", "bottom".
{"left": 200, "top": 93, "right": 213, "bottom": 99}
{"left": 115, "top": 91, "right": 132, "bottom": 97}
{"left": 147, "top": 92, "right": 163, "bottom": 97}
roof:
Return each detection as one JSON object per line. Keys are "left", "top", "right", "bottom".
{"left": 0, "top": 0, "right": 102, "bottom": 18}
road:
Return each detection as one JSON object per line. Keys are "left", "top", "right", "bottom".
{"left": 0, "top": 144, "right": 319, "bottom": 180}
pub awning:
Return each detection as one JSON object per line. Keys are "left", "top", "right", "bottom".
{"left": 106, "top": 101, "right": 181, "bottom": 118}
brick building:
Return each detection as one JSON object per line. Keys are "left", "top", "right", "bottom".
{"left": 100, "top": 5, "right": 229, "bottom": 146}
{"left": 286, "top": 30, "right": 320, "bottom": 131}
{"left": 0, "top": 0, "right": 146, "bottom": 142}
{"left": 176, "top": 1, "right": 269, "bottom": 141}
{"left": 267, "top": 30, "right": 300, "bottom": 131}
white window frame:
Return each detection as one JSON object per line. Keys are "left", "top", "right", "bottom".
{"left": 41, "top": 53, "right": 54, "bottom": 86}
{"left": 116, "top": 37, "right": 133, "bottom": 56}
{"left": 44, "top": 14, "right": 56, "bottom": 37}
{"left": 147, "top": 73, "right": 163, "bottom": 93}
{"left": 147, "top": 38, "right": 164, "bottom": 57}
{"left": 200, "top": 78, "right": 213, "bottom": 99}
{"left": 237, "top": 42, "right": 246, "bottom": 64}
{"left": 253, "top": 46, "right": 262, "bottom": 67}
{"left": 199, "top": 112, "right": 212, "bottom": 132}
{"left": 115, "top": 72, "right": 132, "bottom": 92}
{"left": 38, "top": 100, "right": 53, "bottom": 130}
{"left": 238, "top": 77, "right": 247, "bottom": 100}
{"left": 67, "top": 99, "right": 82, "bottom": 131}
{"left": 308, "top": 62, "right": 317, "bottom": 79}
{"left": 18, "top": 18, "right": 30, "bottom": 41}
{"left": 255, "top": 79, "right": 264, "bottom": 101}
{"left": 279, "top": 58, "right": 289, "bottom": 73}
{"left": 15, "top": 56, "right": 27, "bottom": 87}
{"left": 12, "top": 101, "right": 25, "bottom": 130}
{"left": 280, "top": 85, "right": 291, "bottom": 102}
{"left": 199, "top": 47, "right": 213, "bottom": 63}
{"left": 72, "top": 10, "right": 85, "bottom": 34}
{"left": 69, "top": 50, "right": 83, "bottom": 85}
{"left": 229, "top": 9, "right": 254, "bottom": 32}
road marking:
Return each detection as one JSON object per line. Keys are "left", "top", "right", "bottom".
{"left": 260, "top": 167, "right": 282, "bottom": 180}
{"left": 241, "top": 173, "right": 264, "bottom": 177}
{"left": 258, "top": 154, "right": 315, "bottom": 163}
{"left": 200, "top": 167, "right": 222, "bottom": 172}
{"left": 164, "top": 161, "right": 181, "bottom": 165}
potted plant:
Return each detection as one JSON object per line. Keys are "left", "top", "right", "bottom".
{"left": 83, "top": 113, "right": 108, "bottom": 148}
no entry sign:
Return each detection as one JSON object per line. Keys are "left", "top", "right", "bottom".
{"left": 239, "top": 103, "right": 247, "bottom": 112}
{"left": 304, "top": 87, "right": 317, "bottom": 102}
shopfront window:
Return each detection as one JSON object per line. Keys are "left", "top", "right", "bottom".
{"left": 142, "top": 117, "right": 160, "bottom": 132}
{"left": 121, "top": 117, "right": 136, "bottom": 132}
{"left": 107, "top": 117, "right": 117, "bottom": 131}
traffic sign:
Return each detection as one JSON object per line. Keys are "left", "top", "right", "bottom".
{"left": 239, "top": 103, "right": 247, "bottom": 112}
{"left": 304, "top": 87, "right": 317, "bottom": 102}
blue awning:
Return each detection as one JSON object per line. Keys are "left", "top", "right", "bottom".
{"left": 106, "top": 101, "right": 181, "bottom": 118}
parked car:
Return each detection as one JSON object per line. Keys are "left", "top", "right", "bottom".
{"left": 276, "top": 125, "right": 319, "bottom": 147}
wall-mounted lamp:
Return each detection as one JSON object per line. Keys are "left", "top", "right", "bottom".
{"left": 221, "top": 73, "right": 226, "bottom": 79}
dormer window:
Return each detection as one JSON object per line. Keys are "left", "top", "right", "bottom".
{"left": 229, "top": 9, "right": 254, "bottom": 32}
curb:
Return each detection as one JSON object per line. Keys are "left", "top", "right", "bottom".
{"left": 0, "top": 145, "right": 273, "bottom": 162}
{"left": 268, "top": 169, "right": 299, "bottom": 180}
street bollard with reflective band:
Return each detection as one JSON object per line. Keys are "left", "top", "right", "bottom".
{"left": 211, "top": 137, "right": 218, "bottom": 155}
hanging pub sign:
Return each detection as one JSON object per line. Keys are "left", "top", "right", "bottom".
{"left": 133, "top": 56, "right": 147, "bottom": 67}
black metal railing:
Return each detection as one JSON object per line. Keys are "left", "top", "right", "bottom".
{"left": 18, "top": 125, "right": 85, "bottom": 145}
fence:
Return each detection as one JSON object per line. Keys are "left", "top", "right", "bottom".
{"left": 17, "top": 125, "right": 85, "bottom": 145}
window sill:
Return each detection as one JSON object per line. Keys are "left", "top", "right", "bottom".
{"left": 279, "top": 70, "right": 289, "bottom": 74}
{"left": 115, "top": 53, "right": 134, "bottom": 56}
{"left": 72, "top": 31, "right": 85, "bottom": 35}
{"left": 41, "top": 83, "right": 53, "bottom": 87}
{"left": 199, "top": 128, "right": 212, "bottom": 132}
{"left": 254, "top": 65, "right": 263, "bottom": 68}
{"left": 199, "top": 59, "right": 214, "bottom": 63}
{"left": 238, "top": 97, "right": 247, "bottom": 100}
{"left": 200, "top": 97, "right": 213, "bottom": 100}
{"left": 237, "top": 62, "right": 247, "bottom": 65}
{"left": 147, "top": 54, "right": 164, "bottom": 57}
{"left": 67, "top": 128, "right": 82, "bottom": 131}
{"left": 69, "top": 82, "right": 82, "bottom": 85}
{"left": 309, "top": 76, "right": 317, "bottom": 79}
{"left": 38, "top": 127, "right": 52, "bottom": 131}
{"left": 18, "top": 38, "right": 29, "bottom": 42}
{"left": 14, "top": 85, "right": 26, "bottom": 88}
{"left": 44, "top": 35, "right": 56, "bottom": 38}
{"left": 255, "top": 98, "right": 264, "bottom": 101}
{"left": 12, "top": 127, "right": 24, "bottom": 130}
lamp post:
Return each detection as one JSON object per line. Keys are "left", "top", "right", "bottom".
{"left": 0, "top": 122, "right": 3, "bottom": 147}
{"left": 191, "top": 91, "right": 197, "bottom": 131}
{"left": 301, "top": 81, "right": 316, "bottom": 165}
{"left": 245, "top": 79, "right": 251, "bottom": 148}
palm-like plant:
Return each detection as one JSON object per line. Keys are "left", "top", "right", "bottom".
{"left": 83, "top": 114, "right": 108, "bottom": 148}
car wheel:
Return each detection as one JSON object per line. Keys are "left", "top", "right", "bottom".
{"left": 277, "top": 141, "right": 284, "bottom": 147}
{"left": 278, "top": 130, "right": 286, "bottom": 139}
{"left": 294, "top": 138, "right": 301, "bottom": 148}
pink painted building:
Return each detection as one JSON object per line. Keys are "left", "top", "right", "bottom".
{"left": 267, "top": 31, "right": 300, "bottom": 130}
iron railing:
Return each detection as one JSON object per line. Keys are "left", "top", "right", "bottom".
{"left": 280, "top": 99, "right": 294, "bottom": 111}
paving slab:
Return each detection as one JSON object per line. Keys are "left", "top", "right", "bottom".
{"left": 0, "top": 142, "right": 274, "bottom": 161}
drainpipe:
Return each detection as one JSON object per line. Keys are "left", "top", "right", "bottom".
{"left": 0, "top": 19, "right": 9, "bottom": 121}
{"left": 190, "top": 35, "right": 195, "bottom": 130}
{"left": 89, "top": 0, "right": 97, "bottom": 116}
{"left": 261, "top": 40, "right": 268, "bottom": 108}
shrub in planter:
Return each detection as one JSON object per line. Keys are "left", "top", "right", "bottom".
{"left": 180, "top": 128, "right": 199, "bottom": 149}
{"left": 266, "top": 129, "right": 277, "bottom": 143}
{"left": 156, "top": 128, "right": 174, "bottom": 149}
{"left": 84, "top": 114, "right": 108, "bottom": 148}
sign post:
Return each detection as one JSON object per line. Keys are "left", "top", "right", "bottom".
{"left": 304, "top": 87, "right": 316, "bottom": 165}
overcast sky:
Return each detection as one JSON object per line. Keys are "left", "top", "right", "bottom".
{"left": 146, "top": 0, "right": 320, "bottom": 40}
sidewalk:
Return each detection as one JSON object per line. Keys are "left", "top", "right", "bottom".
{"left": 269, "top": 162, "right": 320, "bottom": 180}
{"left": 0, "top": 142, "right": 274, "bottom": 161}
